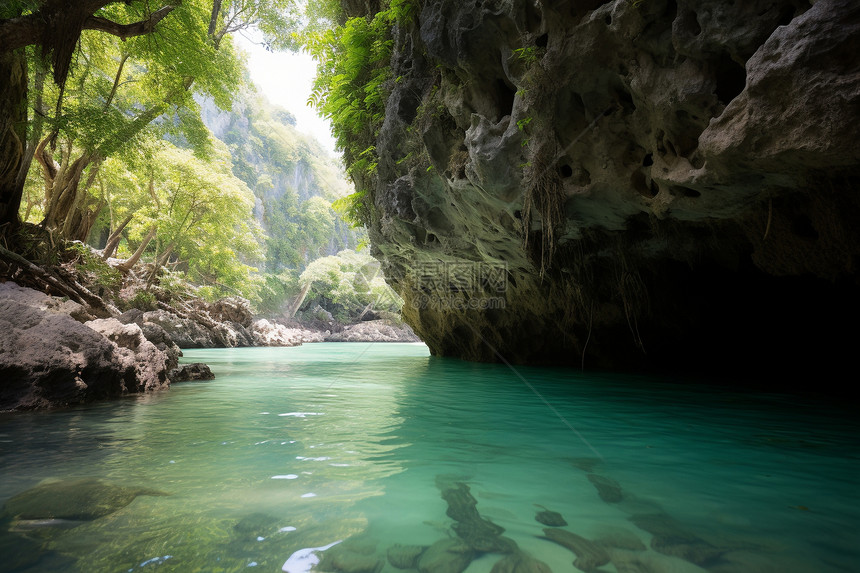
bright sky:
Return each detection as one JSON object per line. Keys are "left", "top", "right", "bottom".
{"left": 237, "top": 35, "right": 338, "bottom": 156}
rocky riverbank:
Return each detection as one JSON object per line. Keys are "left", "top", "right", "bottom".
{"left": 0, "top": 279, "right": 419, "bottom": 412}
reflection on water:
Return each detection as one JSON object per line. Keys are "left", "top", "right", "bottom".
{"left": 0, "top": 343, "right": 858, "bottom": 572}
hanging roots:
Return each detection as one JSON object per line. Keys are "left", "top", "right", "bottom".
{"left": 522, "top": 137, "right": 566, "bottom": 277}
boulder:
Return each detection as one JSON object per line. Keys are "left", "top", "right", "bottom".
{"left": 84, "top": 318, "right": 170, "bottom": 392}
{"left": 0, "top": 282, "right": 157, "bottom": 411}
{"left": 169, "top": 363, "right": 215, "bottom": 382}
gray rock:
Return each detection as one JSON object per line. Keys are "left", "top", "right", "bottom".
{"left": 84, "top": 318, "right": 170, "bottom": 392}
{"left": 352, "top": 0, "right": 860, "bottom": 375}
{"left": 0, "top": 282, "right": 155, "bottom": 411}
{"left": 137, "top": 309, "right": 216, "bottom": 348}
{"left": 169, "top": 363, "right": 214, "bottom": 382}
{"left": 325, "top": 320, "right": 420, "bottom": 342}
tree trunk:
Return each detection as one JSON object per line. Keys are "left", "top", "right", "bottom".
{"left": 102, "top": 212, "right": 134, "bottom": 260}
{"left": 287, "top": 281, "right": 312, "bottom": 318}
{"left": 0, "top": 49, "right": 28, "bottom": 231}
{"left": 117, "top": 225, "right": 156, "bottom": 272}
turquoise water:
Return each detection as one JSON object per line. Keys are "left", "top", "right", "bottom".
{"left": 0, "top": 343, "right": 858, "bottom": 572}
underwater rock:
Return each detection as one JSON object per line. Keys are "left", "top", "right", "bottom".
{"left": 629, "top": 513, "right": 724, "bottom": 567}
{"left": 490, "top": 551, "right": 554, "bottom": 573}
{"left": 2, "top": 478, "right": 167, "bottom": 521}
{"left": 0, "top": 529, "right": 43, "bottom": 570}
{"left": 592, "top": 527, "right": 646, "bottom": 552}
{"left": 570, "top": 458, "right": 602, "bottom": 473}
{"left": 587, "top": 474, "right": 624, "bottom": 503}
{"left": 387, "top": 544, "right": 427, "bottom": 569}
{"left": 542, "top": 528, "right": 610, "bottom": 573}
{"left": 534, "top": 505, "right": 567, "bottom": 527}
{"left": 318, "top": 547, "right": 383, "bottom": 573}
{"left": 440, "top": 481, "right": 515, "bottom": 552}
{"left": 416, "top": 538, "right": 475, "bottom": 573}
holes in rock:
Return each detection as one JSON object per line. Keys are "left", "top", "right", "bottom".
{"left": 666, "top": 139, "right": 677, "bottom": 156}
{"left": 507, "top": 272, "right": 518, "bottom": 289}
{"left": 791, "top": 215, "right": 819, "bottom": 240}
{"left": 650, "top": 180, "right": 660, "bottom": 197}
{"left": 678, "top": 9, "right": 701, "bottom": 37}
{"left": 615, "top": 88, "right": 635, "bottom": 113}
{"left": 494, "top": 78, "right": 517, "bottom": 121}
{"left": 671, "top": 185, "right": 700, "bottom": 198}
{"left": 604, "top": 14, "right": 612, "bottom": 26}
{"left": 713, "top": 52, "right": 746, "bottom": 106}
{"left": 559, "top": 164, "right": 573, "bottom": 178}
{"left": 535, "top": 33, "right": 548, "bottom": 48}
{"left": 631, "top": 171, "right": 657, "bottom": 198}
{"left": 426, "top": 233, "right": 437, "bottom": 243}
{"left": 642, "top": 153, "right": 654, "bottom": 167}
{"left": 513, "top": 210, "right": 522, "bottom": 220}
{"left": 690, "top": 154, "right": 705, "bottom": 169}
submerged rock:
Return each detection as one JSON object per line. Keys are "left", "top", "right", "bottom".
{"left": 534, "top": 505, "right": 567, "bottom": 527}
{"left": 490, "top": 551, "right": 553, "bottom": 573}
{"left": 416, "top": 538, "right": 475, "bottom": 573}
{"left": 387, "top": 544, "right": 427, "bottom": 569}
{"left": 592, "top": 526, "right": 647, "bottom": 552}
{"left": 587, "top": 474, "right": 624, "bottom": 503}
{"left": 2, "top": 478, "right": 167, "bottom": 521}
{"left": 440, "top": 481, "right": 516, "bottom": 553}
{"left": 629, "top": 513, "right": 725, "bottom": 567}
{"left": 542, "top": 528, "right": 610, "bottom": 572}
{"left": 318, "top": 543, "right": 384, "bottom": 573}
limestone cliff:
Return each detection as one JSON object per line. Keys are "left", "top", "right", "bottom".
{"left": 353, "top": 0, "right": 860, "bottom": 375}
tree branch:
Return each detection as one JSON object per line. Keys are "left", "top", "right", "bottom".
{"left": 83, "top": 5, "right": 177, "bottom": 40}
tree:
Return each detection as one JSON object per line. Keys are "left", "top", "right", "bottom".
{"left": 0, "top": 1, "right": 178, "bottom": 232}
{"left": 0, "top": 0, "right": 298, "bottom": 242}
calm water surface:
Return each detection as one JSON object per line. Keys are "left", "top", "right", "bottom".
{"left": 0, "top": 343, "right": 857, "bottom": 572}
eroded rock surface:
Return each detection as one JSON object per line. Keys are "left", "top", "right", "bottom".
{"left": 0, "top": 282, "right": 170, "bottom": 410}
{"left": 355, "top": 0, "right": 860, "bottom": 377}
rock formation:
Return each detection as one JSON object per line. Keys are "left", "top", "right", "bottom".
{"left": 0, "top": 282, "right": 171, "bottom": 410}
{"left": 356, "top": 0, "right": 860, "bottom": 377}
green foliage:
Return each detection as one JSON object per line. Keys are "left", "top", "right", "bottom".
{"left": 201, "top": 89, "right": 355, "bottom": 271}
{"left": 513, "top": 46, "right": 541, "bottom": 65}
{"left": 64, "top": 242, "right": 122, "bottom": 291}
{"left": 303, "top": 0, "right": 417, "bottom": 227}
{"left": 128, "top": 290, "right": 157, "bottom": 311}
{"left": 298, "top": 250, "right": 402, "bottom": 322}
{"left": 331, "top": 190, "right": 368, "bottom": 229}
{"left": 245, "top": 270, "right": 300, "bottom": 315}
